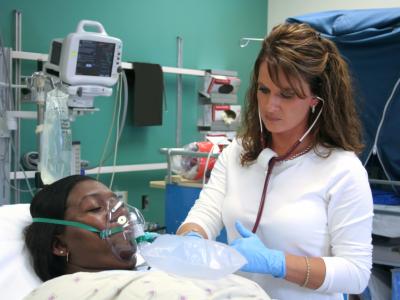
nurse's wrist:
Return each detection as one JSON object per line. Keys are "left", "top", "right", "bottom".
{"left": 176, "top": 223, "right": 208, "bottom": 238}
{"left": 182, "top": 230, "right": 204, "bottom": 239}
{"left": 267, "top": 248, "right": 286, "bottom": 278}
{"left": 178, "top": 226, "right": 204, "bottom": 237}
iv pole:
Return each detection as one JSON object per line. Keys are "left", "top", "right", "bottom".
{"left": 239, "top": 37, "right": 263, "bottom": 48}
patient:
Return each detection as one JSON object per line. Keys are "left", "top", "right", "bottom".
{"left": 23, "top": 175, "right": 270, "bottom": 300}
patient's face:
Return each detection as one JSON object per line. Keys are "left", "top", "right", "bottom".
{"left": 60, "top": 180, "right": 136, "bottom": 272}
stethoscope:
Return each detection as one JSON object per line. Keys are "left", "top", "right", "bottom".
{"left": 252, "top": 96, "right": 325, "bottom": 233}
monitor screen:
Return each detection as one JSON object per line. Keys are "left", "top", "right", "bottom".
{"left": 50, "top": 41, "right": 62, "bottom": 66}
{"left": 75, "top": 40, "right": 116, "bottom": 77}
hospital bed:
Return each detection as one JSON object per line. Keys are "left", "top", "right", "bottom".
{"left": 0, "top": 204, "right": 271, "bottom": 300}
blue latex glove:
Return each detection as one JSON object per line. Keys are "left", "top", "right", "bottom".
{"left": 183, "top": 230, "right": 203, "bottom": 239}
{"left": 230, "top": 221, "right": 286, "bottom": 278}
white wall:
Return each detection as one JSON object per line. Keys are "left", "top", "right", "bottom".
{"left": 268, "top": 0, "right": 400, "bottom": 32}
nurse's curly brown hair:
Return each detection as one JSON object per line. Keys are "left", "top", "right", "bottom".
{"left": 237, "top": 23, "right": 364, "bottom": 166}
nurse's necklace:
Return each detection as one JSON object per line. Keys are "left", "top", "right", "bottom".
{"left": 284, "top": 144, "right": 313, "bottom": 161}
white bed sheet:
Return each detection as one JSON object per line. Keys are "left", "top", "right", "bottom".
{"left": 0, "top": 204, "right": 42, "bottom": 300}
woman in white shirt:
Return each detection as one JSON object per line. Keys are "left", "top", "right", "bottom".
{"left": 177, "top": 22, "right": 373, "bottom": 300}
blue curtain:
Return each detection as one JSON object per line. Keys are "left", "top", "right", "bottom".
{"left": 287, "top": 8, "right": 400, "bottom": 186}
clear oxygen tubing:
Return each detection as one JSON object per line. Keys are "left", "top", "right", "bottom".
{"left": 109, "top": 72, "right": 124, "bottom": 189}
{"left": 96, "top": 76, "right": 120, "bottom": 180}
{"left": 252, "top": 97, "right": 324, "bottom": 233}
{"left": 96, "top": 70, "right": 128, "bottom": 181}
{"left": 109, "top": 70, "right": 129, "bottom": 188}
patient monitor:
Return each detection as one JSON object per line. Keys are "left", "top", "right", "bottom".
{"left": 44, "top": 20, "right": 122, "bottom": 107}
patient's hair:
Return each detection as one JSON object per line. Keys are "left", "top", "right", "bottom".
{"left": 24, "top": 175, "right": 95, "bottom": 282}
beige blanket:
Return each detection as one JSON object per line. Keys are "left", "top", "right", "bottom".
{"left": 24, "top": 270, "right": 271, "bottom": 300}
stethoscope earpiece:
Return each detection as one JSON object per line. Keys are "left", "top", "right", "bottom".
{"left": 313, "top": 96, "right": 325, "bottom": 103}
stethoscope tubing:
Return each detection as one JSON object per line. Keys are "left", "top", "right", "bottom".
{"left": 252, "top": 97, "right": 324, "bottom": 233}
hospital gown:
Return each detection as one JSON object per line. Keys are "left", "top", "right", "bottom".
{"left": 23, "top": 270, "right": 271, "bottom": 299}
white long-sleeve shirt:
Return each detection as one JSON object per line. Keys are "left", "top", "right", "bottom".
{"left": 182, "top": 139, "right": 373, "bottom": 300}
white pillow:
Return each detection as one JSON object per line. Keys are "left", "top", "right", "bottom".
{"left": 0, "top": 204, "right": 42, "bottom": 300}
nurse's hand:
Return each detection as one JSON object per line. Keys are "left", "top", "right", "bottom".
{"left": 230, "top": 221, "right": 286, "bottom": 278}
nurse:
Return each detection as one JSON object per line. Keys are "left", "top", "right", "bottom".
{"left": 177, "top": 22, "right": 373, "bottom": 300}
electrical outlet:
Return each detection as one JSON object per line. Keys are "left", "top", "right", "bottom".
{"left": 114, "top": 191, "right": 128, "bottom": 204}
{"left": 141, "top": 195, "right": 149, "bottom": 210}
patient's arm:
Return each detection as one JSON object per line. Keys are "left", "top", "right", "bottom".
{"left": 176, "top": 222, "right": 208, "bottom": 239}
